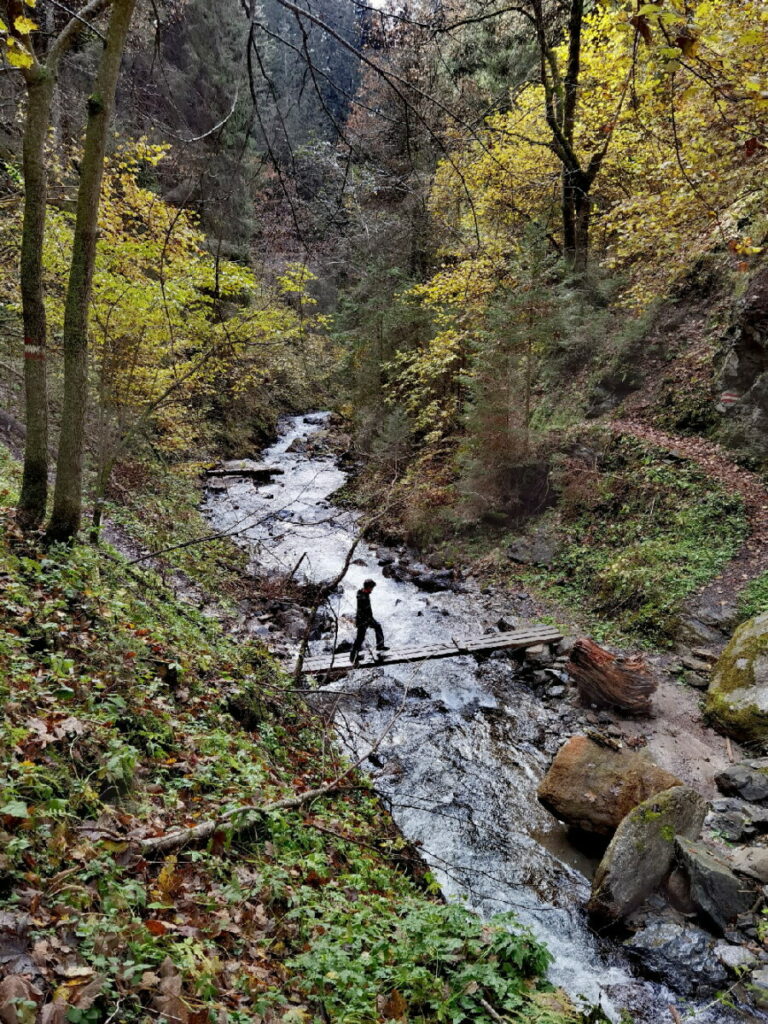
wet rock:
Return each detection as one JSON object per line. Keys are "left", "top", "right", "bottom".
{"left": 538, "top": 735, "right": 682, "bottom": 836}
{"left": 716, "top": 764, "right": 768, "bottom": 803}
{"left": 624, "top": 919, "right": 728, "bottom": 996}
{"left": 588, "top": 786, "right": 708, "bottom": 922}
{"left": 676, "top": 837, "right": 757, "bottom": 933}
{"left": 274, "top": 608, "right": 308, "bottom": 640}
{"left": 496, "top": 617, "right": 517, "bottom": 632}
{"left": 706, "top": 610, "right": 768, "bottom": 743}
{"left": 384, "top": 562, "right": 456, "bottom": 593}
{"left": 547, "top": 685, "right": 567, "bottom": 699}
{"left": 730, "top": 846, "right": 768, "bottom": 883}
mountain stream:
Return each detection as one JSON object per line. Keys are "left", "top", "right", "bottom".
{"left": 203, "top": 413, "right": 745, "bottom": 1024}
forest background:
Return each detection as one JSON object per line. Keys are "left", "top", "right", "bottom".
{"left": 0, "top": 0, "right": 766, "bottom": 1020}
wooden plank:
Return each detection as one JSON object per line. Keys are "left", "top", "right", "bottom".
{"left": 294, "top": 623, "right": 564, "bottom": 676}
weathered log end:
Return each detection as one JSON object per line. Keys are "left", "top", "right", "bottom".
{"left": 566, "top": 638, "right": 657, "bottom": 715}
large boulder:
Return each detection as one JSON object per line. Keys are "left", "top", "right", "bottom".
{"left": 588, "top": 786, "right": 708, "bottom": 922}
{"left": 706, "top": 611, "right": 768, "bottom": 743}
{"left": 537, "top": 735, "right": 681, "bottom": 836}
{"left": 675, "top": 837, "right": 756, "bottom": 933}
{"left": 624, "top": 919, "right": 728, "bottom": 996}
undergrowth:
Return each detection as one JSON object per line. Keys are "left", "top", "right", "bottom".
{"left": 0, "top": 448, "right": 596, "bottom": 1024}
{"left": 519, "top": 437, "right": 747, "bottom": 642}
{"left": 738, "top": 572, "right": 768, "bottom": 623}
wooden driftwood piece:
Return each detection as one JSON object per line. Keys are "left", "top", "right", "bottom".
{"left": 566, "top": 638, "right": 657, "bottom": 715}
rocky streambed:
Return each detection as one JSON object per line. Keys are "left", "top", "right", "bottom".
{"left": 203, "top": 412, "right": 768, "bottom": 1024}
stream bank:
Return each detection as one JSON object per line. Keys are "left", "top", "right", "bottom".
{"left": 203, "top": 412, "right": 762, "bottom": 1024}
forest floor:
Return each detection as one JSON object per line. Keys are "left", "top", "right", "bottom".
{"left": 610, "top": 418, "right": 768, "bottom": 610}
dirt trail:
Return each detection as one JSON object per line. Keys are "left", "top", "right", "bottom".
{"left": 611, "top": 418, "right": 768, "bottom": 607}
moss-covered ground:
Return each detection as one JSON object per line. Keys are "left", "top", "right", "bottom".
{"left": 0, "top": 444, "right": 596, "bottom": 1024}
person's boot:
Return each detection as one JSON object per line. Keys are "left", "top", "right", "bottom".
{"left": 377, "top": 645, "right": 390, "bottom": 652}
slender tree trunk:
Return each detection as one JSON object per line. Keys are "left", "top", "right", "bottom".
{"left": 47, "top": 0, "right": 136, "bottom": 543}
{"left": 562, "top": 167, "right": 590, "bottom": 274}
{"left": 18, "top": 69, "right": 55, "bottom": 526}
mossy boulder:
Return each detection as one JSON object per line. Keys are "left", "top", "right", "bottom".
{"left": 537, "top": 735, "right": 681, "bottom": 836}
{"left": 588, "top": 786, "right": 708, "bottom": 922}
{"left": 706, "top": 611, "right": 768, "bottom": 743}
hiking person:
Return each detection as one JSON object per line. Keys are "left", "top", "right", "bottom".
{"left": 350, "top": 578, "right": 389, "bottom": 662}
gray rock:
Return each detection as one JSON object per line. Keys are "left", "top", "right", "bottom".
{"left": 588, "top": 786, "right": 708, "bottom": 922}
{"left": 676, "top": 837, "right": 757, "bottom": 933}
{"left": 716, "top": 764, "right": 768, "bottom": 803}
{"left": 707, "top": 798, "right": 768, "bottom": 842}
{"left": 730, "top": 846, "right": 768, "bottom": 883}
{"left": 682, "top": 656, "right": 713, "bottom": 674}
{"left": 506, "top": 531, "right": 559, "bottom": 568}
{"left": 624, "top": 919, "right": 728, "bottom": 996}
{"left": 706, "top": 610, "right": 768, "bottom": 743}
{"left": 556, "top": 636, "right": 577, "bottom": 657}
{"left": 525, "top": 644, "right": 553, "bottom": 667}
{"left": 685, "top": 673, "right": 710, "bottom": 690}
{"left": 715, "top": 940, "right": 758, "bottom": 973}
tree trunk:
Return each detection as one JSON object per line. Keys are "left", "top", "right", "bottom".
{"left": 562, "top": 167, "right": 591, "bottom": 274}
{"left": 47, "top": 0, "right": 136, "bottom": 543}
{"left": 18, "top": 69, "right": 55, "bottom": 527}
{"left": 566, "top": 638, "right": 657, "bottom": 715}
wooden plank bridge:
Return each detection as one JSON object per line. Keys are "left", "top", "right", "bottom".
{"left": 296, "top": 623, "right": 563, "bottom": 678}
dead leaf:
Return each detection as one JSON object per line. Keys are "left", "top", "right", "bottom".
{"left": 377, "top": 990, "right": 407, "bottom": 1021}
{"left": 152, "top": 957, "right": 190, "bottom": 1024}
{"left": 39, "top": 1001, "right": 68, "bottom": 1024}
{"left": 145, "top": 919, "right": 169, "bottom": 936}
{"left": 0, "top": 976, "right": 40, "bottom": 1024}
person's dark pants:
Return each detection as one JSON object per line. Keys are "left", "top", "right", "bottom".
{"left": 350, "top": 618, "right": 385, "bottom": 659}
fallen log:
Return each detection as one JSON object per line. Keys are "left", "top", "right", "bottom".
{"left": 566, "top": 638, "right": 657, "bottom": 715}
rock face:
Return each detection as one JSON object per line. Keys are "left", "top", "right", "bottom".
{"left": 706, "top": 611, "right": 768, "bottom": 742}
{"left": 537, "top": 735, "right": 681, "bottom": 836}
{"left": 715, "top": 764, "right": 768, "bottom": 803}
{"left": 624, "top": 919, "right": 728, "bottom": 996}
{"left": 588, "top": 786, "right": 708, "bottom": 922}
{"left": 720, "top": 266, "right": 768, "bottom": 459}
{"left": 675, "top": 837, "right": 756, "bottom": 933}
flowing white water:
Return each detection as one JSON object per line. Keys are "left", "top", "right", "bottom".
{"left": 203, "top": 413, "right": 745, "bottom": 1024}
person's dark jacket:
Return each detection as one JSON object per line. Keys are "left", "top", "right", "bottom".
{"left": 356, "top": 588, "right": 374, "bottom": 625}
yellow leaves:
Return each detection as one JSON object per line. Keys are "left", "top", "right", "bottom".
{"left": 5, "top": 40, "right": 33, "bottom": 68}
{"left": 13, "top": 15, "right": 37, "bottom": 34}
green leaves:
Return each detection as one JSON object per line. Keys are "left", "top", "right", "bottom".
{"left": 0, "top": 799, "right": 29, "bottom": 818}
